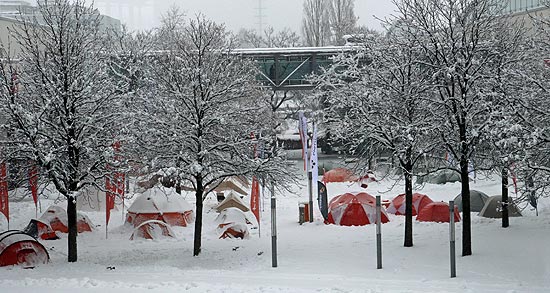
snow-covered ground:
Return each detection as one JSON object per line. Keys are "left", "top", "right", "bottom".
{"left": 1, "top": 162, "right": 549, "bottom": 292}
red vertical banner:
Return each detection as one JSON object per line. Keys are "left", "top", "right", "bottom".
{"left": 251, "top": 177, "right": 260, "bottom": 222}
{"left": 105, "top": 174, "right": 115, "bottom": 226}
{"left": 249, "top": 132, "right": 260, "bottom": 224}
{"left": 106, "top": 141, "right": 124, "bottom": 228}
{"left": 0, "top": 162, "right": 9, "bottom": 224}
{"left": 29, "top": 164, "right": 39, "bottom": 211}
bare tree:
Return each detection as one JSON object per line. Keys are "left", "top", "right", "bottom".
{"left": 315, "top": 19, "right": 438, "bottom": 246}
{"left": 144, "top": 15, "right": 288, "bottom": 256}
{"left": 302, "top": 0, "right": 331, "bottom": 46}
{"left": 327, "top": 0, "right": 358, "bottom": 45}
{"left": 237, "top": 27, "right": 301, "bottom": 48}
{"left": 0, "top": 0, "right": 119, "bottom": 262}
{"left": 396, "top": 0, "right": 523, "bottom": 256}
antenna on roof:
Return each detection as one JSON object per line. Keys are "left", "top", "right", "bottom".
{"left": 255, "top": 0, "right": 266, "bottom": 33}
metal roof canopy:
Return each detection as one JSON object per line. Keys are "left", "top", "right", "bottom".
{"left": 234, "top": 46, "right": 359, "bottom": 91}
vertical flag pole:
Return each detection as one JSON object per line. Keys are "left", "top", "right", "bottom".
{"left": 106, "top": 178, "right": 109, "bottom": 240}
{"left": 376, "top": 196, "right": 382, "bottom": 269}
{"left": 307, "top": 171, "right": 313, "bottom": 223}
{"left": 271, "top": 180, "right": 277, "bottom": 268}
{"left": 450, "top": 200, "right": 456, "bottom": 278}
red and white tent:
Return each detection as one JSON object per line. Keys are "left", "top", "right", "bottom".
{"left": 214, "top": 207, "right": 253, "bottom": 239}
{"left": 130, "top": 220, "right": 176, "bottom": 240}
{"left": 126, "top": 187, "right": 194, "bottom": 228}
{"left": 322, "top": 168, "right": 358, "bottom": 184}
{"left": 0, "top": 230, "right": 49, "bottom": 267}
{"left": 326, "top": 192, "right": 389, "bottom": 226}
{"left": 23, "top": 219, "right": 59, "bottom": 240}
{"left": 39, "top": 206, "right": 94, "bottom": 233}
{"left": 417, "top": 202, "right": 461, "bottom": 223}
{"left": 386, "top": 193, "right": 433, "bottom": 216}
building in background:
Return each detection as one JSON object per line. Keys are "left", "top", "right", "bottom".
{"left": 498, "top": 0, "right": 550, "bottom": 25}
{"left": 0, "top": 0, "right": 121, "bottom": 56}
{"left": 94, "top": 0, "right": 157, "bottom": 31}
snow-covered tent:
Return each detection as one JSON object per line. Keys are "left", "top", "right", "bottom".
{"left": 479, "top": 196, "right": 522, "bottom": 218}
{"left": 417, "top": 202, "right": 461, "bottom": 223}
{"left": 130, "top": 220, "right": 176, "bottom": 240}
{"left": 23, "top": 219, "right": 59, "bottom": 240}
{"left": 416, "top": 169, "right": 461, "bottom": 184}
{"left": 326, "top": 193, "right": 389, "bottom": 226}
{"left": 215, "top": 191, "right": 250, "bottom": 213}
{"left": 322, "top": 168, "right": 358, "bottom": 184}
{"left": 454, "top": 190, "right": 490, "bottom": 212}
{"left": 214, "top": 207, "right": 252, "bottom": 239}
{"left": 386, "top": 193, "right": 434, "bottom": 216}
{"left": 126, "top": 187, "right": 194, "bottom": 227}
{"left": 77, "top": 185, "right": 123, "bottom": 212}
{"left": 181, "top": 176, "right": 249, "bottom": 196}
{"left": 39, "top": 206, "right": 94, "bottom": 234}
{"left": 0, "top": 230, "right": 49, "bottom": 267}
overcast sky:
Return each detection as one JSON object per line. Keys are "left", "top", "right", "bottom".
{"left": 91, "top": 0, "right": 396, "bottom": 33}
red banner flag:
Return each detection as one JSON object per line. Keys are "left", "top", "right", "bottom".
{"left": 0, "top": 162, "right": 9, "bottom": 223}
{"left": 249, "top": 132, "right": 260, "bottom": 223}
{"left": 105, "top": 175, "right": 115, "bottom": 226}
{"left": 250, "top": 177, "right": 260, "bottom": 222}
{"left": 106, "top": 142, "right": 125, "bottom": 227}
{"left": 29, "top": 164, "right": 39, "bottom": 209}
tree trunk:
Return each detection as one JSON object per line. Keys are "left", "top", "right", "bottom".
{"left": 526, "top": 175, "right": 538, "bottom": 216}
{"left": 67, "top": 195, "right": 78, "bottom": 262}
{"left": 404, "top": 161, "right": 413, "bottom": 247}
{"left": 501, "top": 167, "right": 509, "bottom": 228}
{"left": 193, "top": 181, "right": 204, "bottom": 256}
{"left": 460, "top": 156, "right": 472, "bottom": 256}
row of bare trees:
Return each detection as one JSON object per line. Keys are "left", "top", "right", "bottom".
{"left": 239, "top": 0, "right": 372, "bottom": 48}
{"left": 302, "top": 0, "right": 365, "bottom": 46}
{"left": 313, "top": 0, "right": 550, "bottom": 256}
{"left": 0, "top": 0, "right": 293, "bottom": 262}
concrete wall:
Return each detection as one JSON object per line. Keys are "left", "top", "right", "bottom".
{"left": 505, "top": 6, "right": 550, "bottom": 31}
{"left": 0, "top": 16, "right": 23, "bottom": 57}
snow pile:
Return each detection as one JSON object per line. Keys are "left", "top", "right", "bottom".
{"left": 128, "top": 187, "right": 193, "bottom": 214}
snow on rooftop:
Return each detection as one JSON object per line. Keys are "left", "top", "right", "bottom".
{"left": 233, "top": 45, "right": 359, "bottom": 56}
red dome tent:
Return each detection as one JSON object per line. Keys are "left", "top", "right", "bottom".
{"left": 130, "top": 220, "right": 176, "bottom": 240}
{"left": 417, "top": 202, "right": 461, "bottom": 223}
{"left": 39, "top": 206, "right": 94, "bottom": 234}
{"left": 214, "top": 208, "right": 253, "bottom": 239}
{"left": 386, "top": 193, "right": 434, "bottom": 216}
{"left": 126, "top": 187, "right": 194, "bottom": 228}
{"left": 326, "top": 193, "right": 389, "bottom": 226}
{"left": 23, "top": 219, "right": 59, "bottom": 240}
{"left": 0, "top": 230, "right": 49, "bottom": 267}
{"left": 322, "top": 168, "right": 358, "bottom": 184}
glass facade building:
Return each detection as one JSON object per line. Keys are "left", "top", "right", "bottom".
{"left": 502, "top": 0, "right": 545, "bottom": 14}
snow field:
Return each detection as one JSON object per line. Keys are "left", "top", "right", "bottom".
{"left": 0, "top": 172, "right": 549, "bottom": 292}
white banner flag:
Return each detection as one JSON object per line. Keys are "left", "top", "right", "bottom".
{"left": 310, "top": 124, "right": 318, "bottom": 194}
{"left": 298, "top": 112, "right": 308, "bottom": 171}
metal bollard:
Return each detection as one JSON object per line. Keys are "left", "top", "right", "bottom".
{"left": 449, "top": 200, "right": 456, "bottom": 278}
{"left": 376, "top": 196, "right": 382, "bottom": 269}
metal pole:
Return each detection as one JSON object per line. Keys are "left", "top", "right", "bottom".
{"left": 449, "top": 200, "right": 456, "bottom": 278}
{"left": 271, "top": 182, "right": 278, "bottom": 268}
{"left": 376, "top": 196, "right": 382, "bottom": 269}
{"left": 308, "top": 171, "right": 313, "bottom": 222}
